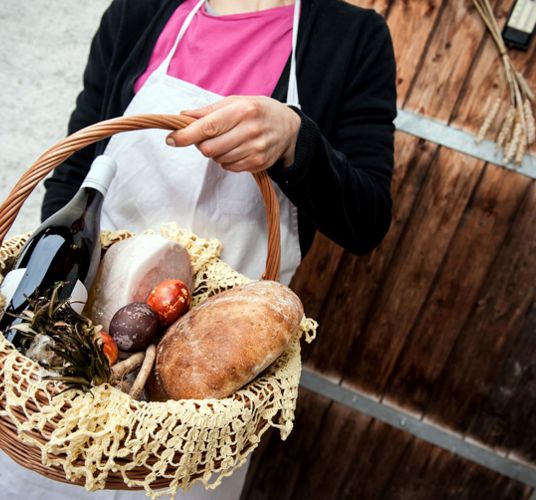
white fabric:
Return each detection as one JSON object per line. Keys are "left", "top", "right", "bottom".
{"left": 100, "top": 0, "right": 302, "bottom": 286}
{"left": 1, "top": 0, "right": 301, "bottom": 497}
{"left": 0, "top": 451, "right": 251, "bottom": 500}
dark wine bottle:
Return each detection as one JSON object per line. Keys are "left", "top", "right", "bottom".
{"left": 502, "top": 0, "right": 536, "bottom": 51}
{"left": 0, "top": 155, "right": 117, "bottom": 350}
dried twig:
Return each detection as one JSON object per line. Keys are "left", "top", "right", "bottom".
{"left": 112, "top": 351, "right": 145, "bottom": 381}
{"left": 129, "top": 344, "right": 156, "bottom": 400}
{"left": 472, "top": 0, "right": 535, "bottom": 165}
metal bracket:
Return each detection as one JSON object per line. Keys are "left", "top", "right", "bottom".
{"left": 301, "top": 369, "right": 536, "bottom": 489}
{"left": 395, "top": 109, "right": 536, "bottom": 180}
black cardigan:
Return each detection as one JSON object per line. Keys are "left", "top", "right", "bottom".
{"left": 41, "top": 0, "right": 397, "bottom": 257}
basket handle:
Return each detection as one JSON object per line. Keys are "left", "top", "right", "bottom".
{"left": 0, "top": 114, "right": 281, "bottom": 281}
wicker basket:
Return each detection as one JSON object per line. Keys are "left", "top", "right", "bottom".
{"left": 0, "top": 115, "right": 315, "bottom": 498}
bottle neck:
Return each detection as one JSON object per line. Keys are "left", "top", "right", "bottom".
{"left": 80, "top": 187, "right": 105, "bottom": 210}
{"left": 80, "top": 155, "right": 117, "bottom": 197}
{"left": 65, "top": 187, "right": 104, "bottom": 234}
{"left": 80, "top": 178, "right": 108, "bottom": 198}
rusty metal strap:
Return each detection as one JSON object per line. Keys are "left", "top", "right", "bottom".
{"left": 395, "top": 109, "right": 536, "bottom": 180}
{"left": 300, "top": 369, "right": 536, "bottom": 489}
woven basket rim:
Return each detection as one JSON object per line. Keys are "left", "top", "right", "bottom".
{"left": 0, "top": 227, "right": 309, "bottom": 496}
{"left": 0, "top": 228, "right": 299, "bottom": 409}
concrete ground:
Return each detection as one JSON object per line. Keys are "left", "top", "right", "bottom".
{"left": 0, "top": 0, "right": 111, "bottom": 240}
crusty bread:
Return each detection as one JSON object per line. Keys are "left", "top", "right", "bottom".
{"left": 145, "top": 368, "right": 169, "bottom": 402}
{"left": 155, "top": 280, "right": 304, "bottom": 400}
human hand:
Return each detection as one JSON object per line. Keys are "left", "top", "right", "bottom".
{"left": 165, "top": 96, "right": 301, "bottom": 172}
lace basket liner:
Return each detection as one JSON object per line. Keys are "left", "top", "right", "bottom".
{"left": 0, "top": 222, "right": 317, "bottom": 499}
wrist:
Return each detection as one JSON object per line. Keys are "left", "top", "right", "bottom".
{"left": 281, "top": 106, "right": 302, "bottom": 167}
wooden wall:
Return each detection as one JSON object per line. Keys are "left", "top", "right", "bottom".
{"left": 243, "top": 390, "right": 532, "bottom": 500}
{"left": 242, "top": 0, "right": 536, "bottom": 498}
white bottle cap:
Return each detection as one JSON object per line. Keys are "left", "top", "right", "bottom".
{"left": 81, "top": 155, "right": 118, "bottom": 196}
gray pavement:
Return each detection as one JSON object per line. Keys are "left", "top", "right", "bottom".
{"left": 0, "top": 0, "right": 111, "bottom": 239}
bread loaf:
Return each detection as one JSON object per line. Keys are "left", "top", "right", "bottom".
{"left": 155, "top": 280, "right": 303, "bottom": 400}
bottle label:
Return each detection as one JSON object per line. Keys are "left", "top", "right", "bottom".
{"left": 70, "top": 280, "right": 88, "bottom": 314}
{"left": 507, "top": 0, "right": 536, "bottom": 34}
{"left": 0, "top": 268, "right": 88, "bottom": 315}
{"left": 0, "top": 268, "right": 26, "bottom": 305}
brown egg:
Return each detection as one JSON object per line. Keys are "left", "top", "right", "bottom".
{"left": 110, "top": 302, "right": 160, "bottom": 352}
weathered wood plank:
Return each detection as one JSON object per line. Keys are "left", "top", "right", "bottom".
{"left": 241, "top": 388, "right": 332, "bottom": 500}
{"left": 290, "top": 234, "right": 344, "bottom": 321}
{"left": 471, "top": 299, "right": 536, "bottom": 462}
{"left": 450, "top": 0, "right": 536, "bottom": 156}
{"left": 341, "top": 148, "right": 484, "bottom": 396}
{"left": 382, "top": 439, "right": 532, "bottom": 500}
{"left": 243, "top": 395, "right": 532, "bottom": 499}
{"left": 383, "top": 164, "right": 531, "bottom": 414}
{"left": 513, "top": 38, "right": 536, "bottom": 154}
{"left": 383, "top": 443, "right": 451, "bottom": 500}
{"left": 288, "top": 402, "right": 373, "bottom": 499}
{"left": 449, "top": 2, "right": 515, "bottom": 131}
{"left": 404, "top": 0, "right": 496, "bottom": 122}
{"left": 424, "top": 183, "right": 536, "bottom": 439}
{"left": 337, "top": 419, "right": 413, "bottom": 499}
{"left": 303, "top": 133, "right": 437, "bottom": 378}
{"left": 385, "top": 0, "right": 445, "bottom": 104}
{"left": 453, "top": 183, "right": 536, "bottom": 458}
{"left": 502, "top": 298, "right": 536, "bottom": 462}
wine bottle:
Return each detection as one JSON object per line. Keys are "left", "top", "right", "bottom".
{"left": 0, "top": 155, "right": 117, "bottom": 350}
{"left": 502, "top": 0, "right": 536, "bottom": 51}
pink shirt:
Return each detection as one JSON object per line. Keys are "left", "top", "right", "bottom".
{"left": 134, "top": 0, "right": 294, "bottom": 97}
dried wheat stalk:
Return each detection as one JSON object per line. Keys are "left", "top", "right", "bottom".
{"left": 473, "top": 0, "right": 535, "bottom": 165}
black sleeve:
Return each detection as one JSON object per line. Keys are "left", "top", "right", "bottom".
{"left": 40, "top": 0, "right": 123, "bottom": 221}
{"left": 269, "top": 13, "right": 397, "bottom": 256}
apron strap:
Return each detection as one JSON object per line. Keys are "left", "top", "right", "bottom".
{"left": 156, "top": 0, "right": 206, "bottom": 75}
{"left": 286, "top": 0, "right": 301, "bottom": 108}
{"left": 155, "top": 0, "right": 301, "bottom": 109}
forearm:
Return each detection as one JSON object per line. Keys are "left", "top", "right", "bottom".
{"left": 270, "top": 12, "right": 397, "bottom": 255}
{"left": 269, "top": 110, "right": 394, "bottom": 255}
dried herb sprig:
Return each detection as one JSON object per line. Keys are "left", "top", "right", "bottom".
{"left": 472, "top": 0, "right": 535, "bottom": 165}
{"left": 10, "top": 283, "right": 111, "bottom": 392}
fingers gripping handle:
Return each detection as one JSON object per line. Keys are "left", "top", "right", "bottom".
{"left": 0, "top": 114, "right": 281, "bottom": 281}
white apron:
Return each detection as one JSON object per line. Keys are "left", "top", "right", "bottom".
{"left": 101, "top": 0, "right": 302, "bottom": 287}
{"left": 0, "top": 1, "right": 302, "bottom": 498}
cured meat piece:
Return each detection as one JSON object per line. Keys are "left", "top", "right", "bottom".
{"left": 87, "top": 234, "right": 192, "bottom": 331}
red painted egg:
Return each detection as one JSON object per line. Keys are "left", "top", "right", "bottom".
{"left": 100, "top": 331, "right": 118, "bottom": 365}
{"left": 147, "top": 279, "right": 191, "bottom": 326}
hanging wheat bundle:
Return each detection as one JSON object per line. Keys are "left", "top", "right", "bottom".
{"left": 473, "top": 0, "right": 535, "bottom": 165}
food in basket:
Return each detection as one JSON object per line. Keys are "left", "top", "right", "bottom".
{"left": 6, "top": 283, "right": 112, "bottom": 391}
{"left": 112, "top": 351, "right": 145, "bottom": 381}
{"left": 87, "top": 234, "right": 192, "bottom": 331}
{"left": 0, "top": 156, "right": 117, "bottom": 350}
{"left": 155, "top": 280, "right": 304, "bottom": 400}
{"left": 146, "top": 279, "right": 191, "bottom": 326}
{"left": 99, "top": 331, "right": 119, "bottom": 364}
{"left": 128, "top": 343, "right": 156, "bottom": 399}
{"left": 145, "top": 367, "right": 169, "bottom": 401}
{"left": 110, "top": 302, "right": 160, "bottom": 352}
